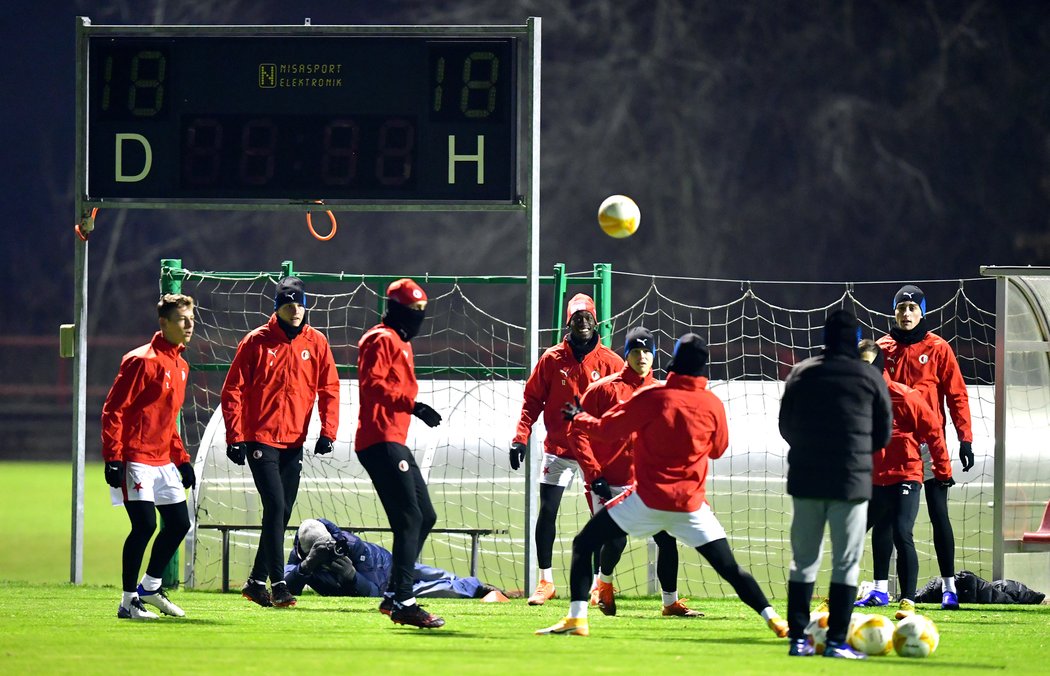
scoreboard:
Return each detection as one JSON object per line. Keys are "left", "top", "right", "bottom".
{"left": 81, "top": 29, "right": 519, "bottom": 205}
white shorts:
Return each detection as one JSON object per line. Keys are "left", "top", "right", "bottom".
{"left": 123, "top": 462, "right": 186, "bottom": 506}
{"left": 605, "top": 489, "right": 726, "bottom": 548}
{"left": 539, "top": 453, "right": 580, "bottom": 488}
{"left": 586, "top": 483, "right": 631, "bottom": 515}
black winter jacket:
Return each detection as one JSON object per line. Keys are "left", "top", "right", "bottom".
{"left": 779, "top": 351, "right": 892, "bottom": 501}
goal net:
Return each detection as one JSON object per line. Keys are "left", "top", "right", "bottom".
{"left": 179, "top": 263, "right": 997, "bottom": 598}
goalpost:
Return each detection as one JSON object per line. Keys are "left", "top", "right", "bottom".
{"left": 180, "top": 263, "right": 1000, "bottom": 598}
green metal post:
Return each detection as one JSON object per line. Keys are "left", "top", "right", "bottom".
{"left": 159, "top": 259, "right": 183, "bottom": 588}
{"left": 551, "top": 263, "right": 567, "bottom": 346}
{"left": 593, "top": 263, "right": 613, "bottom": 347}
{"left": 281, "top": 260, "right": 295, "bottom": 277}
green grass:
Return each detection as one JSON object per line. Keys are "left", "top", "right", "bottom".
{"left": 1, "top": 462, "right": 1048, "bottom": 673}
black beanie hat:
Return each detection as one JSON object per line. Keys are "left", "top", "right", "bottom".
{"left": 274, "top": 277, "right": 307, "bottom": 311}
{"left": 893, "top": 284, "right": 926, "bottom": 315}
{"left": 823, "top": 310, "right": 861, "bottom": 356}
{"left": 667, "top": 333, "right": 709, "bottom": 376}
{"left": 623, "top": 327, "right": 655, "bottom": 358}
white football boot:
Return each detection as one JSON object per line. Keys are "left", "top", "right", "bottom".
{"left": 136, "top": 585, "right": 186, "bottom": 617}
{"left": 117, "top": 597, "right": 159, "bottom": 620}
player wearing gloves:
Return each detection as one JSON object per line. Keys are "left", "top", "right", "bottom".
{"left": 510, "top": 293, "right": 623, "bottom": 605}
{"left": 221, "top": 277, "right": 340, "bottom": 609}
{"left": 356, "top": 279, "right": 446, "bottom": 628}
{"left": 101, "top": 294, "right": 197, "bottom": 620}
{"left": 856, "top": 340, "right": 953, "bottom": 620}
{"left": 284, "top": 519, "right": 506, "bottom": 601}
{"left": 540, "top": 334, "right": 787, "bottom": 638}
{"left": 569, "top": 326, "right": 702, "bottom": 618}
{"left": 876, "top": 284, "right": 973, "bottom": 610}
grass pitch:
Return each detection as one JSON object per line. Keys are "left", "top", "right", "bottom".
{"left": 1, "top": 462, "right": 1047, "bottom": 674}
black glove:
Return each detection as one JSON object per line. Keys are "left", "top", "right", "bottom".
{"left": 959, "top": 441, "right": 975, "bottom": 472}
{"left": 314, "top": 436, "right": 335, "bottom": 455}
{"left": 300, "top": 540, "right": 339, "bottom": 575}
{"left": 104, "top": 461, "right": 125, "bottom": 489}
{"left": 412, "top": 401, "right": 442, "bottom": 428}
{"left": 938, "top": 477, "right": 956, "bottom": 489}
{"left": 226, "top": 442, "right": 247, "bottom": 466}
{"left": 509, "top": 441, "right": 527, "bottom": 471}
{"left": 591, "top": 476, "right": 613, "bottom": 501}
{"left": 562, "top": 396, "right": 583, "bottom": 421}
{"left": 177, "top": 462, "right": 196, "bottom": 489}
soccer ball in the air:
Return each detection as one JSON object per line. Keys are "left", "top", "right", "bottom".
{"left": 597, "top": 194, "right": 641, "bottom": 238}
{"left": 804, "top": 611, "right": 829, "bottom": 654}
{"left": 850, "top": 613, "right": 894, "bottom": 655}
{"left": 893, "top": 614, "right": 940, "bottom": 658}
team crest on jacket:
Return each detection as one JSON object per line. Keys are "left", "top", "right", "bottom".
{"left": 301, "top": 349, "right": 310, "bottom": 360}
{"left": 919, "top": 354, "right": 929, "bottom": 364}
{"left": 253, "top": 449, "right": 263, "bottom": 460}
{"left": 591, "top": 370, "right": 601, "bottom": 381}
{"left": 398, "top": 460, "right": 409, "bottom": 472}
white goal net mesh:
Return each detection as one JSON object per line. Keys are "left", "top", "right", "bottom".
{"left": 179, "top": 266, "right": 997, "bottom": 598}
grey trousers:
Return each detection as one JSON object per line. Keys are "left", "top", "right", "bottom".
{"left": 788, "top": 497, "right": 867, "bottom": 586}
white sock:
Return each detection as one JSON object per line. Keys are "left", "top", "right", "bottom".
{"left": 598, "top": 572, "right": 614, "bottom": 584}
{"left": 943, "top": 576, "right": 957, "bottom": 594}
{"left": 568, "top": 601, "right": 588, "bottom": 619}
{"left": 662, "top": 591, "right": 679, "bottom": 606}
{"left": 539, "top": 568, "right": 553, "bottom": 583}
{"left": 760, "top": 606, "right": 778, "bottom": 621}
{"left": 400, "top": 597, "right": 417, "bottom": 607}
{"left": 139, "top": 574, "right": 163, "bottom": 593}
{"left": 873, "top": 579, "right": 889, "bottom": 593}
{"left": 248, "top": 578, "right": 266, "bottom": 586}
{"left": 590, "top": 573, "right": 599, "bottom": 589}
{"left": 122, "top": 591, "right": 137, "bottom": 608}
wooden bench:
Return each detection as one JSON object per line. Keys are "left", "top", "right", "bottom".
{"left": 196, "top": 523, "right": 506, "bottom": 592}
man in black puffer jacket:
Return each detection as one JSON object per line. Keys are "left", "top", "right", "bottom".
{"left": 779, "top": 310, "right": 893, "bottom": 659}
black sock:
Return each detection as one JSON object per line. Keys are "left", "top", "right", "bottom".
{"left": 787, "top": 581, "right": 815, "bottom": 640}
{"left": 826, "top": 582, "right": 856, "bottom": 644}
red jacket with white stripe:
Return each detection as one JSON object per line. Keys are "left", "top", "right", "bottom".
{"left": 570, "top": 364, "right": 655, "bottom": 485}
{"left": 514, "top": 338, "right": 624, "bottom": 460}
{"left": 874, "top": 373, "right": 952, "bottom": 485}
{"left": 355, "top": 324, "right": 418, "bottom": 450}
{"left": 877, "top": 331, "right": 972, "bottom": 443}
{"left": 221, "top": 315, "right": 339, "bottom": 448}
{"left": 101, "top": 332, "right": 191, "bottom": 466}
{"left": 572, "top": 373, "right": 728, "bottom": 512}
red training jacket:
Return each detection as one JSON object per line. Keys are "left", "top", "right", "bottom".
{"left": 355, "top": 324, "right": 418, "bottom": 450}
{"left": 514, "top": 338, "right": 624, "bottom": 460}
{"left": 221, "top": 315, "right": 339, "bottom": 448}
{"left": 101, "top": 332, "right": 191, "bottom": 466}
{"left": 570, "top": 363, "right": 655, "bottom": 485}
{"left": 572, "top": 373, "right": 728, "bottom": 512}
{"left": 874, "top": 373, "right": 952, "bottom": 485}
{"left": 877, "top": 331, "right": 972, "bottom": 443}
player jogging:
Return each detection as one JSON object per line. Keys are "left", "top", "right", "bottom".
{"left": 857, "top": 340, "right": 953, "bottom": 620}
{"left": 101, "top": 293, "right": 197, "bottom": 620}
{"left": 222, "top": 277, "right": 340, "bottom": 609}
{"left": 356, "top": 279, "right": 446, "bottom": 628}
{"left": 539, "top": 333, "right": 788, "bottom": 638}
{"left": 872, "top": 284, "right": 973, "bottom": 611}
{"left": 510, "top": 293, "right": 623, "bottom": 605}
{"left": 569, "top": 326, "right": 702, "bottom": 618}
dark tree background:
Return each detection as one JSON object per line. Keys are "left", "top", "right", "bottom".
{"left": 1, "top": 0, "right": 1048, "bottom": 457}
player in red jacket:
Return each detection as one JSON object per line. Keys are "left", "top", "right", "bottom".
{"left": 356, "top": 278, "right": 445, "bottom": 629}
{"left": 510, "top": 293, "right": 624, "bottom": 605}
{"left": 857, "top": 340, "right": 953, "bottom": 619}
{"left": 221, "top": 277, "right": 340, "bottom": 609}
{"left": 538, "top": 334, "right": 787, "bottom": 638}
{"left": 570, "top": 327, "right": 702, "bottom": 618}
{"left": 874, "top": 284, "right": 972, "bottom": 610}
{"left": 101, "top": 293, "right": 196, "bottom": 620}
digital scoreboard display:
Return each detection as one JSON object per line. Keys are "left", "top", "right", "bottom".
{"left": 85, "top": 35, "right": 518, "bottom": 203}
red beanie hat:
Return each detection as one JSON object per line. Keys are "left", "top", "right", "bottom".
{"left": 565, "top": 293, "right": 597, "bottom": 324}
{"left": 386, "top": 278, "right": 427, "bottom": 306}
